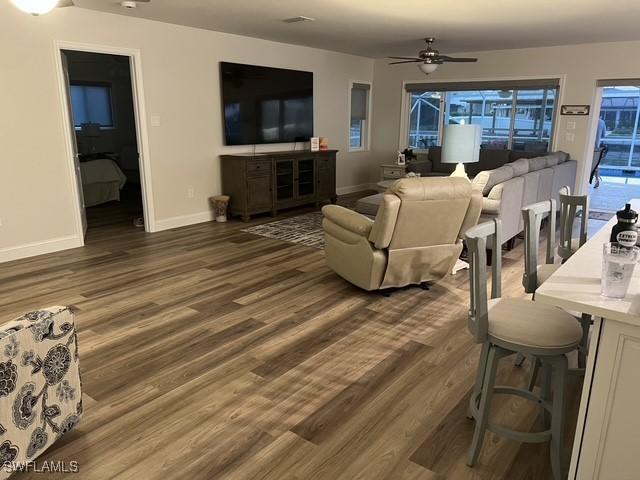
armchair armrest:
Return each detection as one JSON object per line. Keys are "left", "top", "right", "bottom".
{"left": 321, "top": 205, "right": 373, "bottom": 237}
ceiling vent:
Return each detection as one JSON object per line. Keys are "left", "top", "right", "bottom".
{"left": 282, "top": 16, "right": 316, "bottom": 23}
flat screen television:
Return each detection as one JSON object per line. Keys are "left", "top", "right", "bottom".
{"left": 220, "top": 62, "right": 313, "bottom": 145}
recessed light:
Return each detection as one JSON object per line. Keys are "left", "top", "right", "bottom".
{"left": 282, "top": 16, "right": 316, "bottom": 23}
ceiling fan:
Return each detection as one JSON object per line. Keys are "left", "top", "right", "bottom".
{"left": 10, "top": 0, "right": 75, "bottom": 15}
{"left": 388, "top": 38, "right": 478, "bottom": 75}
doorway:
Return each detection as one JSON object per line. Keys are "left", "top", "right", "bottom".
{"left": 589, "top": 83, "right": 640, "bottom": 215}
{"left": 55, "top": 42, "right": 155, "bottom": 241}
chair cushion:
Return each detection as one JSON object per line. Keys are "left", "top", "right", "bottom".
{"left": 355, "top": 193, "right": 383, "bottom": 217}
{"left": 537, "top": 263, "right": 561, "bottom": 287}
{"left": 487, "top": 298, "right": 582, "bottom": 350}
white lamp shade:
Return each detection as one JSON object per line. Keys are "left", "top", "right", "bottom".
{"left": 418, "top": 62, "right": 439, "bottom": 75}
{"left": 10, "top": 0, "right": 59, "bottom": 14}
{"left": 441, "top": 124, "right": 482, "bottom": 164}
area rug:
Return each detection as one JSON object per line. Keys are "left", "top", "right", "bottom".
{"left": 241, "top": 212, "right": 325, "bottom": 249}
{"left": 241, "top": 212, "right": 470, "bottom": 274}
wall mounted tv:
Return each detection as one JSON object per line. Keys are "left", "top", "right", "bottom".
{"left": 220, "top": 62, "right": 314, "bottom": 145}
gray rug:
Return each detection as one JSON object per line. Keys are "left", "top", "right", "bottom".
{"left": 241, "top": 212, "right": 325, "bottom": 249}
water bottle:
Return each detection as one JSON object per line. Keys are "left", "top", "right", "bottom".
{"left": 610, "top": 203, "right": 638, "bottom": 248}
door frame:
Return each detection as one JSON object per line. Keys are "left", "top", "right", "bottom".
{"left": 53, "top": 40, "right": 156, "bottom": 240}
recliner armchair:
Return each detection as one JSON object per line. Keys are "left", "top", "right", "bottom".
{"left": 322, "top": 177, "right": 482, "bottom": 291}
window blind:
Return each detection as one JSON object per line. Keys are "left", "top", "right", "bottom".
{"left": 351, "top": 84, "right": 370, "bottom": 121}
{"left": 405, "top": 78, "right": 560, "bottom": 92}
{"left": 596, "top": 79, "right": 640, "bottom": 87}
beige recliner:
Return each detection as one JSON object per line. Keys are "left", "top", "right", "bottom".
{"left": 322, "top": 177, "right": 482, "bottom": 291}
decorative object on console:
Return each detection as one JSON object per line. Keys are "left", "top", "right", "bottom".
{"left": 396, "top": 152, "right": 406, "bottom": 166}
{"left": 441, "top": 124, "right": 482, "bottom": 179}
{"left": 319, "top": 137, "right": 329, "bottom": 151}
{"left": 401, "top": 148, "right": 416, "bottom": 164}
{"left": 210, "top": 195, "right": 230, "bottom": 223}
{"left": 310, "top": 137, "right": 320, "bottom": 152}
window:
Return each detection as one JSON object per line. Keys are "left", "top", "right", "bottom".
{"left": 350, "top": 82, "right": 371, "bottom": 150}
{"left": 598, "top": 86, "right": 640, "bottom": 169}
{"left": 70, "top": 83, "right": 114, "bottom": 129}
{"left": 406, "top": 82, "right": 558, "bottom": 152}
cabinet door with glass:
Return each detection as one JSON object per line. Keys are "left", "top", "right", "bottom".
{"left": 275, "top": 159, "right": 295, "bottom": 204}
{"left": 295, "top": 158, "right": 316, "bottom": 200}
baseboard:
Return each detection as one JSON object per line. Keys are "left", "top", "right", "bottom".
{"left": 336, "top": 183, "right": 378, "bottom": 195}
{"left": 154, "top": 210, "right": 214, "bottom": 232}
{"left": 0, "top": 235, "right": 83, "bottom": 264}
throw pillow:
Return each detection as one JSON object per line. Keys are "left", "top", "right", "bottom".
{"left": 472, "top": 165, "right": 515, "bottom": 196}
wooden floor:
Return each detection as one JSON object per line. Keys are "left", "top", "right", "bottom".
{"left": 2, "top": 195, "right": 583, "bottom": 480}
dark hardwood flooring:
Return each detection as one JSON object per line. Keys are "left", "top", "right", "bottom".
{"left": 1, "top": 193, "right": 583, "bottom": 479}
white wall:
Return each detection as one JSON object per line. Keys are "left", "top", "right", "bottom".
{"left": 371, "top": 41, "right": 640, "bottom": 191}
{"left": 0, "top": 4, "right": 374, "bottom": 261}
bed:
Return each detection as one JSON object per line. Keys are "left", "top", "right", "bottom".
{"left": 80, "top": 158, "right": 127, "bottom": 207}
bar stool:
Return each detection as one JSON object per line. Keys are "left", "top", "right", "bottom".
{"left": 522, "top": 199, "right": 558, "bottom": 294}
{"left": 465, "top": 219, "right": 582, "bottom": 480}
{"left": 558, "top": 186, "right": 589, "bottom": 261}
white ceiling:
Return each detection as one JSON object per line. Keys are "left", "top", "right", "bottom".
{"left": 73, "top": 0, "right": 640, "bottom": 58}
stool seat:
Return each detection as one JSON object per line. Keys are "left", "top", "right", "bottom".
{"left": 536, "top": 263, "right": 561, "bottom": 288}
{"left": 488, "top": 298, "right": 582, "bottom": 351}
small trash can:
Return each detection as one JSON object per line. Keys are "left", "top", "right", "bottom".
{"left": 210, "top": 195, "right": 230, "bottom": 223}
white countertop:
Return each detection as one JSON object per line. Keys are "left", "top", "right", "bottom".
{"left": 535, "top": 199, "right": 640, "bottom": 326}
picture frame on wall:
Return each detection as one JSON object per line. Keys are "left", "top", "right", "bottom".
{"left": 561, "top": 105, "right": 590, "bottom": 115}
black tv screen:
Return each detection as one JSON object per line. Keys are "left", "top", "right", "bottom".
{"left": 220, "top": 62, "right": 313, "bottom": 145}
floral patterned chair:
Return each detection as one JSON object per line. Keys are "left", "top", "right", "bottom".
{"left": 0, "top": 307, "right": 82, "bottom": 478}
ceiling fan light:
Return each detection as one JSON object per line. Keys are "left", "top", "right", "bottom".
{"left": 418, "top": 62, "right": 439, "bottom": 75}
{"left": 10, "top": 0, "right": 59, "bottom": 15}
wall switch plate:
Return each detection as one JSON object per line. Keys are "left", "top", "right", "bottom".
{"left": 151, "top": 116, "right": 161, "bottom": 127}
{"left": 567, "top": 121, "right": 576, "bottom": 130}
{"left": 566, "top": 132, "right": 575, "bottom": 142}
{"left": 187, "top": 187, "right": 194, "bottom": 199}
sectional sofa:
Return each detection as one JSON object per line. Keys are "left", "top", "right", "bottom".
{"left": 358, "top": 150, "right": 576, "bottom": 248}
{"left": 470, "top": 151, "right": 576, "bottom": 247}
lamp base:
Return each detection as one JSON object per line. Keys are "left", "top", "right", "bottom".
{"left": 449, "top": 163, "right": 469, "bottom": 180}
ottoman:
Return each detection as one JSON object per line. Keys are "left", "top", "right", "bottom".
{"left": 355, "top": 193, "right": 384, "bottom": 217}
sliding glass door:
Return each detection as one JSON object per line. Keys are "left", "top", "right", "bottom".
{"left": 406, "top": 83, "right": 558, "bottom": 152}
{"left": 599, "top": 86, "right": 640, "bottom": 170}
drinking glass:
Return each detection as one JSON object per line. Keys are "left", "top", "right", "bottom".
{"left": 601, "top": 243, "right": 640, "bottom": 298}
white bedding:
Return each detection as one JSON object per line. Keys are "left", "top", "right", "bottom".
{"left": 80, "top": 158, "right": 127, "bottom": 207}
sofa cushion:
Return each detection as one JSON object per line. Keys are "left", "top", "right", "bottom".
{"left": 427, "top": 147, "right": 456, "bottom": 174}
{"left": 545, "top": 151, "right": 570, "bottom": 167}
{"left": 528, "top": 156, "right": 549, "bottom": 171}
{"left": 472, "top": 165, "right": 515, "bottom": 195}
{"left": 466, "top": 149, "right": 512, "bottom": 177}
{"left": 508, "top": 158, "right": 530, "bottom": 176}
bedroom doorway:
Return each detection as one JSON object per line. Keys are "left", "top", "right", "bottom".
{"left": 55, "top": 42, "right": 155, "bottom": 241}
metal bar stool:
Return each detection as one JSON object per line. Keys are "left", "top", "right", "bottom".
{"left": 465, "top": 219, "right": 582, "bottom": 480}
{"left": 558, "top": 186, "right": 589, "bottom": 262}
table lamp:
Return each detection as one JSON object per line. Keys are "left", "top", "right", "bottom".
{"left": 441, "top": 124, "right": 482, "bottom": 180}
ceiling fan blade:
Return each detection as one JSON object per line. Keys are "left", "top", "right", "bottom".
{"left": 57, "top": 0, "right": 74, "bottom": 7}
{"left": 388, "top": 56, "right": 422, "bottom": 61}
{"left": 437, "top": 55, "right": 478, "bottom": 63}
{"left": 389, "top": 60, "right": 422, "bottom": 65}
